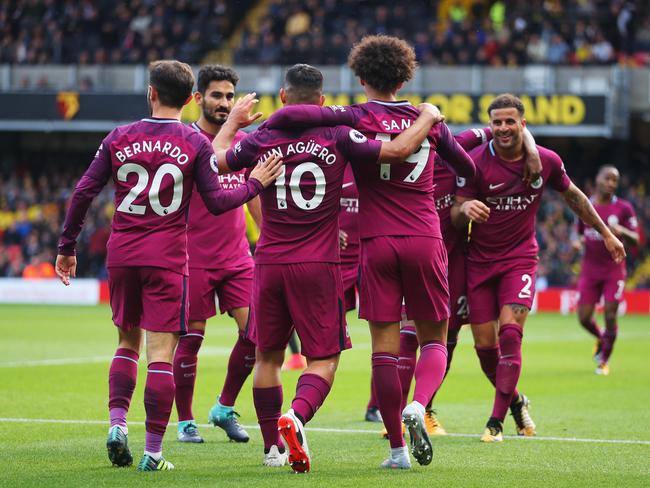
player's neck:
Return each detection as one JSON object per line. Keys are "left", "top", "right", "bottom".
{"left": 493, "top": 142, "right": 524, "bottom": 162}
{"left": 195, "top": 116, "right": 222, "bottom": 136}
{"left": 364, "top": 86, "right": 397, "bottom": 102}
{"left": 151, "top": 105, "right": 182, "bottom": 120}
{"left": 596, "top": 192, "right": 613, "bottom": 204}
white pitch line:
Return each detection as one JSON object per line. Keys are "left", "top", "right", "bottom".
{"left": 1, "top": 417, "right": 649, "bottom": 446}
{"left": 0, "top": 347, "right": 233, "bottom": 368}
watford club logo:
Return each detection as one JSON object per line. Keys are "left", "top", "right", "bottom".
{"left": 56, "top": 91, "right": 80, "bottom": 120}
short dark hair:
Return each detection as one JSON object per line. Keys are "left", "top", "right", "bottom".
{"left": 197, "top": 65, "right": 239, "bottom": 94}
{"left": 149, "top": 60, "right": 194, "bottom": 109}
{"left": 284, "top": 64, "right": 323, "bottom": 103}
{"left": 348, "top": 35, "right": 416, "bottom": 93}
{"left": 597, "top": 164, "right": 618, "bottom": 176}
{"left": 487, "top": 94, "right": 525, "bottom": 116}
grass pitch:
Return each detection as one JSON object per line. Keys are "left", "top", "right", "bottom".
{"left": 1, "top": 305, "right": 649, "bottom": 487}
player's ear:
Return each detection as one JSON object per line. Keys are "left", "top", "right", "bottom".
{"left": 148, "top": 85, "right": 157, "bottom": 102}
{"left": 396, "top": 82, "right": 403, "bottom": 92}
{"left": 279, "top": 88, "right": 287, "bottom": 105}
{"left": 193, "top": 91, "right": 202, "bottom": 105}
{"left": 359, "top": 79, "right": 366, "bottom": 87}
{"left": 182, "top": 94, "right": 193, "bottom": 107}
{"left": 319, "top": 94, "right": 325, "bottom": 106}
{"left": 521, "top": 117, "right": 527, "bottom": 127}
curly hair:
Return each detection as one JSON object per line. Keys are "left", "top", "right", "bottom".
{"left": 487, "top": 94, "right": 525, "bottom": 116}
{"left": 348, "top": 35, "right": 417, "bottom": 93}
{"left": 197, "top": 65, "right": 239, "bottom": 94}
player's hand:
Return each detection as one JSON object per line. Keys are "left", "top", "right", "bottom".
{"left": 460, "top": 199, "right": 490, "bottom": 223}
{"left": 55, "top": 254, "right": 77, "bottom": 286}
{"left": 228, "top": 92, "right": 263, "bottom": 128}
{"left": 417, "top": 103, "right": 445, "bottom": 124}
{"left": 339, "top": 230, "right": 348, "bottom": 250}
{"left": 249, "top": 154, "right": 283, "bottom": 188}
{"left": 604, "top": 233, "right": 626, "bottom": 263}
{"left": 523, "top": 151, "right": 543, "bottom": 186}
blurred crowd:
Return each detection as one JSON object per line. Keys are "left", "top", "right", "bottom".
{"left": 235, "top": 0, "right": 650, "bottom": 66}
{"left": 0, "top": 0, "right": 253, "bottom": 65}
{"left": 1, "top": 163, "right": 648, "bottom": 288}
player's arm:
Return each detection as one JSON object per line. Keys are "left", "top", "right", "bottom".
{"left": 56, "top": 137, "right": 113, "bottom": 285}
{"left": 194, "top": 139, "right": 281, "bottom": 214}
{"left": 246, "top": 196, "right": 263, "bottom": 230}
{"left": 435, "top": 122, "right": 476, "bottom": 178}
{"left": 522, "top": 127, "right": 542, "bottom": 185}
{"left": 453, "top": 127, "right": 492, "bottom": 151}
{"left": 377, "top": 103, "right": 439, "bottom": 163}
{"left": 212, "top": 93, "right": 263, "bottom": 173}
{"left": 264, "top": 104, "right": 358, "bottom": 130}
{"left": 451, "top": 195, "right": 490, "bottom": 228}
{"left": 561, "top": 183, "right": 625, "bottom": 263}
{"left": 610, "top": 205, "right": 640, "bottom": 246}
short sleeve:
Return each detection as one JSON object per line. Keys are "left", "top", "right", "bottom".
{"left": 454, "top": 169, "right": 478, "bottom": 199}
{"left": 193, "top": 137, "right": 222, "bottom": 194}
{"left": 226, "top": 131, "right": 261, "bottom": 171}
{"left": 623, "top": 202, "right": 638, "bottom": 231}
{"left": 546, "top": 150, "right": 572, "bottom": 193}
{"left": 336, "top": 126, "right": 382, "bottom": 165}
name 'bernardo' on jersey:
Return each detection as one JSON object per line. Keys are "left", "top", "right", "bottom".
{"left": 486, "top": 194, "right": 539, "bottom": 211}
{"left": 256, "top": 140, "right": 338, "bottom": 166}
{"left": 115, "top": 139, "right": 190, "bottom": 165}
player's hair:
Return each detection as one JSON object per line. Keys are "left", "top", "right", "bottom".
{"left": 348, "top": 35, "right": 416, "bottom": 93}
{"left": 149, "top": 60, "right": 195, "bottom": 109}
{"left": 597, "top": 164, "right": 618, "bottom": 176}
{"left": 197, "top": 65, "right": 240, "bottom": 94}
{"left": 487, "top": 94, "right": 525, "bottom": 116}
{"left": 284, "top": 64, "right": 323, "bottom": 103}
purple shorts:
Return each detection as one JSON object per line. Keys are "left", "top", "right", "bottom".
{"left": 108, "top": 266, "right": 188, "bottom": 334}
{"left": 247, "top": 263, "right": 352, "bottom": 358}
{"left": 188, "top": 259, "right": 253, "bottom": 321}
{"left": 447, "top": 246, "right": 469, "bottom": 332}
{"left": 578, "top": 266, "right": 626, "bottom": 305}
{"left": 466, "top": 258, "right": 537, "bottom": 324}
{"left": 340, "top": 262, "right": 359, "bottom": 312}
{"left": 359, "top": 236, "right": 449, "bottom": 322}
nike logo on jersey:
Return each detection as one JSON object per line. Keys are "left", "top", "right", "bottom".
{"left": 489, "top": 182, "right": 505, "bottom": 190}
{"left": 341, "top": 182, "right": 354, "bottom": 189}
{"left": 180, "top": 362, "right": 197, "bottom": 369}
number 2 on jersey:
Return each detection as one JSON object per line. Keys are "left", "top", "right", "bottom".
{"left": 375, "top": 133, "right": 430, "bottom": 182}
{"left": 116, "top": 163, "right": 183, "bottom": 216}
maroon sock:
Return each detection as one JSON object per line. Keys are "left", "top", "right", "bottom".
{"left": 412, "top": 340, "right": 448, "bottom": 407}
{"left": 475, "top": 344, "right": 500, "bottom": 387}
{"left": 291, "top": 373, "right": 332, "bottom": 424}
{"left": 397, "top": 328, "right": 419, "bottom": 411}
{"left": 108, "top": 347, "right": 139, "bottom": 428}
{"left": 372, "top": 352, "right": 405, "bottom": 448}
{"left": 600, "top": 325, "right": 618, "bottom": 362}
{"left": 219, "top": 334, "right": 256, "bottom": 406}
{"left": 367, "top": 379, "right": 379, "bottom": 410}
{"left": 428, "top": 337, "right": 458, "bottom": 407}
{"left": 491, "top": 324, "right": 523, "bottom": 421}
{"left": 144, "top": 362, "right": 175, "bottom": 453}
{"left": 253, "top": 386, "right": 284, "bottom": 450}
{"left": 173, "top": 329, "right": 204, "bottom": 422}
{"left": 581, "top": 318, "right": 603, "bottom": 340}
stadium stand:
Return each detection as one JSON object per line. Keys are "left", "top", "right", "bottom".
{"left": 233, "top": 0, "right": 650, "bottom": 66}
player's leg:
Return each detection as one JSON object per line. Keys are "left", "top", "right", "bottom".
{"left": 398, "top": 312, "right": 418, "bottom": 414}
{"left": 577, "top": 271, "right": 604, "bottom": 361}
{"left": 248, "top": 263, "right": 291, "bottom": 467}
{"left": 106, "top": 266, "right": 143, "bottom": 467}
{"left": 597, "top": 277, "right": 624, "bottom": 375}
{"left": 208, "top": 305, "right": 254, "bottom": 442}
{"left": 137, "top": 267, "right": 187, "bottom": 471}
{"left": 139, "top": 330, "right": 179, "bottom": 471}
{"left": 283, "top": 331, "right": 307, "bottom": 370}
{"left": 173, "top": 267, "right": 213, "bottom": 443}
{"left": 253, "top": 348, "right": 287, "bottom": 467}
{"left": 279, "top": 262, "right": 351, "bottom": 473}
{"left": 359, "top": 237, "right": 410, "bottom": 468}
{"left": 400, "top": 236, "right": 449, "bottom": 466}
